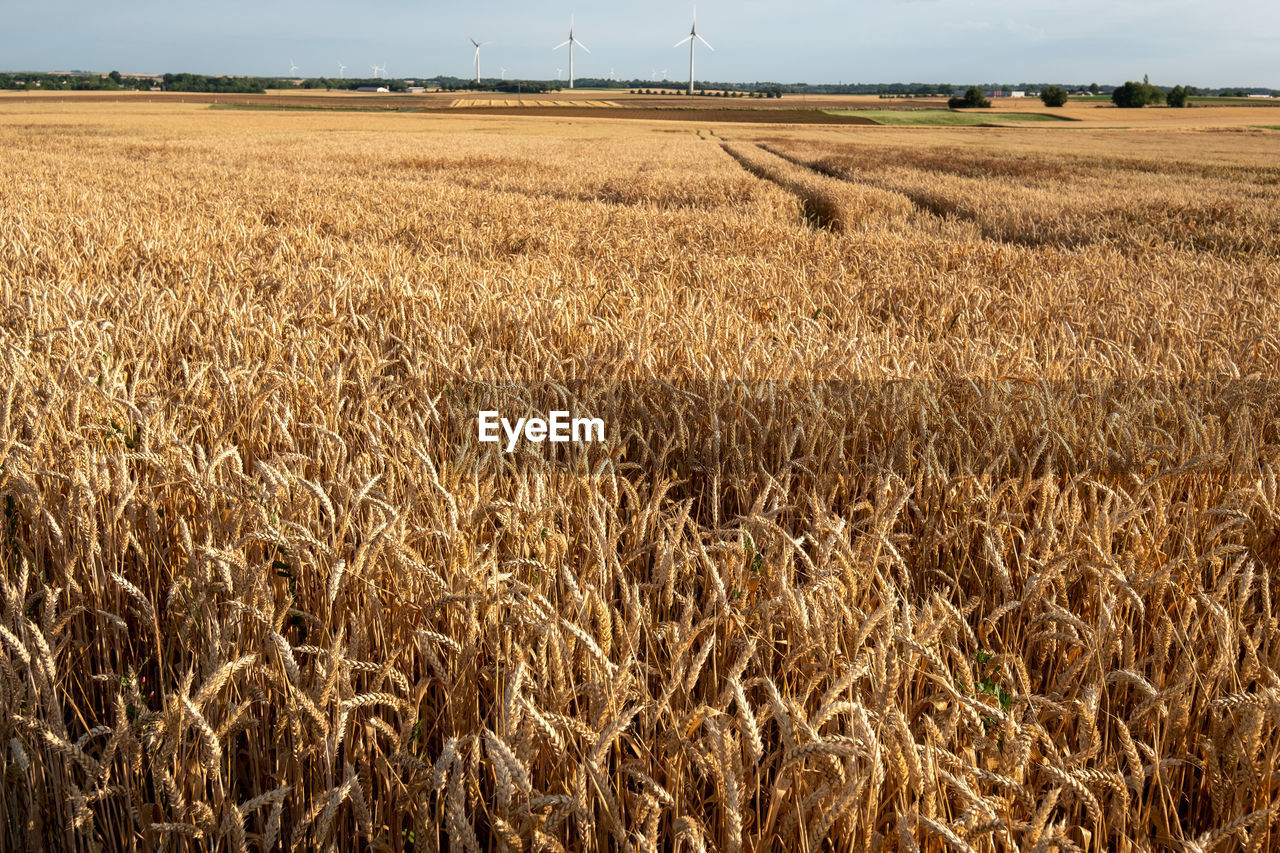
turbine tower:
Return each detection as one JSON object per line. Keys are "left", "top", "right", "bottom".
{"left": 674, "top": 7, "right": 712, "bottom": 95}
{"left": 553, "top": 16, "right": 590, "bottom": 89}
{"left": 470, "top": 37, "right": 493, "bottom": 84}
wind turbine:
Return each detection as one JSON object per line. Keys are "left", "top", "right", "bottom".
{"left": 470, "top": 37, "right": 493, "bottom": 84}
{"left": 552, "top": 16, "right": 589, "bottom": 89}
{"left": 289, "top": 59, "right": 300, "bottom": 76}
{"left": 500, "top": 67, "right": 506, "bottom": 81}
{"left": 338, "top": 61, "right": 347, "bottom": 78}
{"left": 674, "top": 7, "right": 713, "bottom": 95}
{"left": 556, "top": 67, "right": 563, "bottom": 81}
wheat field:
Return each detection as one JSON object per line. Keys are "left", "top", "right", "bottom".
{"left": 2, "top": 101, "right": 1280, "bottom": 851}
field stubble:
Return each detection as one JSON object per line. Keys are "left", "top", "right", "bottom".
{"left": 2, "top": 105, "right": 1280, "bottom": 851}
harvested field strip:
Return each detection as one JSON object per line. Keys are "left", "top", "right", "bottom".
{"left": 720, "top": 141, "right": 912, "bottom": 231}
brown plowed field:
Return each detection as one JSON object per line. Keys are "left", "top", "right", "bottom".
{"left": 429, "top": 106, "right": 875, "bottom": 123}
{"left": 0, "top": 91, "right": 876, "bottom": 123}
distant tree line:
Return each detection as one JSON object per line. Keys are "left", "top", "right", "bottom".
{"left": 299, "top": 78, "right": 411, "bottom": 92}
{"left": 160, "top": 74, "right": 267, "bottom": 93}
{"left": 0, "top": 71, "right": 141, "bottom": 90}
{"left": 0, "top": 71, "right": 266, "bottom": 93}
{"left": 629, "top": 88, "right": 770, "bottom": 98}
{"left": 433, "top": 78, "right": 562, "bottom": 94}
{"left": 0, "top": 72, "right": 1275, "bottom": 99}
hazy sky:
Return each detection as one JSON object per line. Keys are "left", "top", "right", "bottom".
{"left": 2, "top": 1, "right": 1277, "bottom": 87}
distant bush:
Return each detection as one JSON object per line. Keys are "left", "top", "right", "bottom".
{"left": 948, "top": 86, "right": 991, "bottom": 110}
{"left": 1166, "top": 85, "right": 1189, "bottom": 108}
{"left": 1111, "top": 81, "right": 1164, "bottom": 108}
{"left": 1040, "top": 86, "right": 1068, "bottom": 107}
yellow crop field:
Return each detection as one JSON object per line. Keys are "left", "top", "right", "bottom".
{"left": 2, "top": 100, "right": 1280, "bottom": 851}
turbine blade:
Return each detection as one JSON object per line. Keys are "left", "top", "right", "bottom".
{"left": 553, "top": 40, "right": 570, "bottom": 50}
{"left": 697, "top": 34, "right": 714, "bottom": 50}
{"left": 674, "top": 35, "right": 693, "bottom": 47}
{"left": 576, "top": 40, "right": 590, "bottom": 53}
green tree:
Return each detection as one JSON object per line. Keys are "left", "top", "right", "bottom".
{"left": 1110, "top": 82, "right": 1137, "bottom": 107}
{"left": 1166, "top": 85, "right": 1189, "bottom": 108}
{"left": 1089, "top": 82, "right": 1100, "bottom": 95}
{"left": 1112, "top": 80, "right": 1163, "bottom": 108}
{"left": 1040, "top": 85, "right": 1068, "bottom": 107}
{"left": 948, "top": 86, "right": 991, "bottom": 109}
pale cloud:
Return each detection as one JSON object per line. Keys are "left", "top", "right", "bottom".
{"left": 1006, "top": 20, "right": 1047, "bottom": 42}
